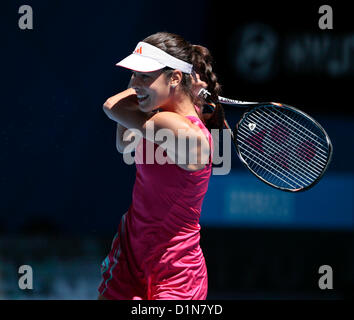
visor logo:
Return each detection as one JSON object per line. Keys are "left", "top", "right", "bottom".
{"left": 134, "top": 46, "right": 142, "bottom": 54}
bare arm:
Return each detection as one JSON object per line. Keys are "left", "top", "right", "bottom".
{"left": 103, "top": 88, "right": 150, "bottom": 129}
{"left": 103, "top": 89, "right": 210, "bottom": 170}
{"left": 114, "top": 77, "right": 143, "bottom": 153}
{"left": 116, "top": 122, "right": 142, "bottom": 154}
{"left": 106, "top": 86, "right": 142, "bottom": 153}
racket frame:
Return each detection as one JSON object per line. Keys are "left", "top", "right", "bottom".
{"left": 233, "top": 103, "right": 333, "bottom": 192}
{"left": 202, "top": 91, "right": 333, "bottom": 192}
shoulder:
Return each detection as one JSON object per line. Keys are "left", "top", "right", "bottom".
{"left": 146, "top": 110, "right": 210, "bottom": 154}
{"left": 149, "top": 111, "right": 189, "bottom": 123}
{"left": 147, "top": 111, "right": 197, "bottom": 132}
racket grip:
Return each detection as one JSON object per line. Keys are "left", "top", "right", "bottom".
{"left": 198, "top": 88, "right": 211, "bottom": 100}
{"left": 198, "top": 88, "right": 260, "bottom": 106}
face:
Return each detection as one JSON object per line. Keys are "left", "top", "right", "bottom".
{"left": 129, "top": 69, "right": 172, "bottom": 112}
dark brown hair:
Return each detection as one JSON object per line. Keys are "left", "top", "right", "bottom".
{"left": 143, "top": 32, "right": 225, "bottom": 132}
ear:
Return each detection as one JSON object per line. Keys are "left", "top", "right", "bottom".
{"left": 170, "top": 70, "right": 183, "bottom": 87}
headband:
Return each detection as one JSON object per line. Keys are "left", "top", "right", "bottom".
{"left": 116, "top": 41, "right": 193, "bottom": 74}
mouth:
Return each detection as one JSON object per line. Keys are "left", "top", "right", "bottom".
{"left": 136, "top": 94, "right": 149, "bottom": 103}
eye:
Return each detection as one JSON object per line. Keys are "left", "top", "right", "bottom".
{"left": 132, "top": 72, "right": 151, "bottom": 81}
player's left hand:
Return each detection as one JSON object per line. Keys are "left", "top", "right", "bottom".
{"left": 190, "top": 71, "right": 208, "bottom": 97}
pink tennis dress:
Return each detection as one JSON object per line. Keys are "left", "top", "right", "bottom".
{"left": 98, "top": 114, "right": 214, "bottom": 300}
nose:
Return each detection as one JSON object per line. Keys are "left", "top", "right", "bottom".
{"left": 129, "top": 73, "right": 142, "bottom": 90}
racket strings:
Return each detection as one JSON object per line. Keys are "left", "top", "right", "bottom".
{"left": 238, "top": 141, "right": 310, "bottom": 188}
{"left": 238, "top": 130, "right": 318, "bottom": 188}
{"left": 241, "top": 129, "right": 317, "bottom": 184}
{"left": 237, "top": 123, "right": 319, "bottom": 180}
{"left": 245, "top": 112, "right": 328, "bottom": 176}
{"left": 238, "top": 139, "right": 311, "bottom": 189}
{"left": 246, "top": 120, "right": 323, "bottom": 176}
{"left": 237, "top": 130, "right": 317, "bottom": 184}
{"left": 266, "top": 108, "right": 329, "bottom": 156}
{"left": 251, "top": 110, "right": 329, "bottom": 165}
{"left": 236, "top": 106, "right": 330, "bottom": 190}
{"left": 262, "top": 110, "right": 328, "bottom": 161}
{"left": 272, "top": 106, "right": 328, "bottom": 144}
{"left": 247, "top": 112, "right": 327, "bottom": 173}
{"left": 241, "top": 118, "right": 321, "bottom": 178}
{"left": 242, "top": 150, "right": 298, "bottom": 189}
{"left": 236, "top": 142, "right": 297, "bottom": 187}
{"left": 253, "top": 127, "right": 321, "bottom": 179}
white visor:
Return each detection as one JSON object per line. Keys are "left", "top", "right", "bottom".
{"left": 116, "top": 41, "right": 193, "bottom": 74}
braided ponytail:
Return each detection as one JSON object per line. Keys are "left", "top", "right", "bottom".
{"left": 190, "top": 45, "right": 225, "bottom": 131}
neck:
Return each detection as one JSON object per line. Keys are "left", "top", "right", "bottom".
{"left": 160, "top": 92, "right": 199, "bottom": 117}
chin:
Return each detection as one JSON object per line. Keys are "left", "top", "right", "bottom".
{"left": 138, "top": 103, "right": 153, "bottom": 113}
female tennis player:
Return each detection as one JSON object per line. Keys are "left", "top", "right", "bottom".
{"left": 98, "top": 32, "right": 225, "bottom": 300}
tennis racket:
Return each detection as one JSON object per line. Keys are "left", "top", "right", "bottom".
{"left": 199, "top": 89, "right": 333, "bottom": 192}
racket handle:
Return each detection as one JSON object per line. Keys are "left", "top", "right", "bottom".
{"left": 198, "top": 88, "right": 212, "bottom": 100}
{"left": 198, "top": 88, "right": 259, "bottom": 106}
{"left": 197, "top": 92, "right": 235, "bottom": 139}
